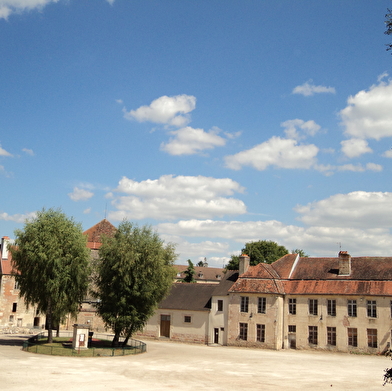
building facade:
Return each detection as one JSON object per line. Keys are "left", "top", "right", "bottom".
{"left": 227, "top": 252, "right": 392, "bottom": 354}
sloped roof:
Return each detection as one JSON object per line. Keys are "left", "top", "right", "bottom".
{"left": 230, "top": 253, "right": 392, "bottom": 296}
{"left": 212, "top": 270, "right": 239, "bottom": 296}
{"left": 174, "top": 265, "right": 224, "bottom": 282}
{"left": 158, "top": 283, "right": 216, "bottom": 311}
{"left": 83, "top": 219, "right": 116, "bottom": 249}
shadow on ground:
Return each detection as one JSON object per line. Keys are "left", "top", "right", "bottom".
{"left": 0, "top": 335, "right": 27, "bottom": 346}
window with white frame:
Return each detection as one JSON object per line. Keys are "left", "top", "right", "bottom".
{"left": 184, "top": 315, "right": 191, "bottom": 323}
{"left": 240, "top": 296, "right": 249, "bottom": 313}
{"left": 308, "top": 326, "right": 318, "bottom": 345}
{"left": 367, "top": 300, "right": 377, "bottom": 318}
{"left": 258, "top": 297, "right": 266, "bottom": 314}
{"left": 256, "top": 324, "right": 265, "bottom": 342}
{"left": 288, "top": 298, "right": 296, "bottom": 315}
{"left": 348, "top": 328, "right": 358, "bottom": 347}
{"left": 309, "top": 299, "right": 318, "bottom": 316}
{"left": 347, "top": 300, "right": 357, "bottom": 317}
{"left": 327, "top": 327, "right": 336, "bottom": 346}
{"left": 367, "top": 328, "right": 377, "bottom": 348}
{"left": 327, "top": 299, "right": 336, "bottom": 316}
{"left": 239, "top": 323, "right": 248, "bottom": 340}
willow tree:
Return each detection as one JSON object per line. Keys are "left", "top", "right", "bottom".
{"left": 93, "top": 221, "right": 176, "bottom": 347}
{"left": 10, "top": 208, "right": 90, "bottom": 343}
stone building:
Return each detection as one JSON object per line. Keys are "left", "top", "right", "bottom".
{"left": 0, "top": 236, "right": 39, "bottom": 331}
{"left": 228, "top": 252, "right": 392, "bottom": 354}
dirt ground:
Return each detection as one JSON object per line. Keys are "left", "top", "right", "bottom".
{"left": 0, "top": 334, "right": 389, "bottom": 390}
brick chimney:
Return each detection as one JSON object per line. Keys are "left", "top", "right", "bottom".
{"left": 338, "top": 251, "right": 351, "bottom": 276}
{"left": 1, "top": 236, "right": 10, "bottom": 260}
{"left": 239, "top": 254, "right": 250, "bottom": 275}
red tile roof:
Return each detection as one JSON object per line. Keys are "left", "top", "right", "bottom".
{"left": 83, "top": 219, "right": 116, "bottom": 249}
{"left": 229, "top": 253, "right": 392, "bottom": 296}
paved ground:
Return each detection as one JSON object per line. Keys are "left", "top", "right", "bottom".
{"left": 0, "top": 334, "right": 390, "bottom": 390}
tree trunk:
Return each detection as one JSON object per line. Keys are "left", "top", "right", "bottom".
{"left": 112, "top": 333, "right": 120, "bottom": 347}
{"left": 56, "top": 324, "right": 60, "bottom": 338}
{"left": 47, "top": 300, "right": 53, "bottom": 344}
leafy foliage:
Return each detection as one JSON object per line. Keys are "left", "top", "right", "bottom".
{"left": 291, "top": 248, "right": 309, "bottom": 257}
{"left": 226, "top": 240, "right": 289, "bottom": 270}
{"left": 93, "top": 221, "right": 176, "bottom": 346}
{"left": 182, "top": 259, "right": 196, "bottom": 283}
{"left": 10, "top": 208, "right": 90, "bottom": 343}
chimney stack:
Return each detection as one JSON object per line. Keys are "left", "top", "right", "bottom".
{"left": 338, "top": 251, "right": 351, "bottom": 276}
{"left": 239, "top": 254, "right": 250, "bottom": 275}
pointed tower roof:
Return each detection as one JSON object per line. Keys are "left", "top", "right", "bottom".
{"left": 83, "top": 219, "right": 116, "bottom": 249}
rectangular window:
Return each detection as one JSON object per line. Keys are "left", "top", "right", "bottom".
{"left": 308, "top": 326, "right": 318, "bottom": 345}
{"left": 327, "top": 327, "right": 336, "bottom": 346}
{"left": 14, "top": 280, "right": 20, "bottom": 290}
{"left": 347, "top": 300, "right": 357, "bottom": 317}
{"left": 9, "top": 315, "right": 14, "bottom": 323}
{"left": 256, "top": 324, "right": 265, "bottom": 342}
{"left": 289, "top": 298, "right": 296, "bottom": 315}
{"left": 348, "top": 328, "right": 358, "bottom": 347}
{"left": 240, "top": 296, "right": 249, "bottom": 313}
{"left": 327, "top": 299, "right": 336, "bottom": 316}
{"left": 184, "top": 315, "right": 191, "bottom": 323}
{"left": 217, "top": 300, "right": 223, "bottom": 312}
{"left": 367, "top": 300, "right": 377, "bottom": 318}
{"left": 12, "top": 303, "right": 17, "bottom": 313}
{"left": 367, "top": 329, "right": 377, "bottom": 348}
{"left": 288, "top": 325, "right": 296, "bottom": 333}
{"left": 239, "top": 323, "right": 248, "bottom": 341}
{"left": 258, "top": 297, "right": 266, "bottom": 314}
{"left": 309, "top": 299, "right": 318, "bottom": 316}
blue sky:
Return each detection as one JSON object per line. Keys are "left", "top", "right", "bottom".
{"left": 1, "top": 0, "right": 392, "bottom": 267}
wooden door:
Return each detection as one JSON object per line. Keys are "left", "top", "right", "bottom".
{"left": 160, "top": 315, "right": 170, "bottom": 338}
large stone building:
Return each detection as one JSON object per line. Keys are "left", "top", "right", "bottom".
{"left": 228, "top": 252, "right": 392, "bottom": 353}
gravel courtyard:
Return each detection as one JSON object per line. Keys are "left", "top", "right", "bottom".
{"left": 0, "top": 334, "right": 389, "bottom": 390}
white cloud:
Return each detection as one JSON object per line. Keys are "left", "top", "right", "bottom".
{"left": 22, "top": 148, "right": 34, "bottom": 156}
{"left": 295, "top": 191, "right": 392, "bottom": 229}
{"left": 340, "top": 78, "right": 392, "bottom": 140}
{"left": 292, "top": 80, "right": 336, "bottom": 96}
{"left": 281, "top": 119, "right": 321, "bottom": 140}
{"left": 124, "top": 94, "right": 196, "bottom": 127}
{"left": 224, "top": 136, "right": 319, "bottom": 171}
{"left": 108, "top": 175, "right": 246, "bottom": 220}
{"left": 68, "top": 187, "right": 94, "bottom": 202}
{"left": 160, "top": 126, "right": 226, "bottom": 155}
{"left": 106, "top": 0, "right": 115, "bottom": 5}
{"left": 382, "top": 149, "right": 392, "bottom": 158}
{"left": 0, "top": 211, "right": 36, "bottom": 223}
{"left": 0, "top": 144, "right": 12, "bottom": 157}
{"left": 340, "top": 138, "right": 372, "bottom": 158}
{"left": 0, "top": 0, "right": 59, "bottom": 19}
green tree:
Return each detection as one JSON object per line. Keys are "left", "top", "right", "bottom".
{"left": 226, "top": 240, "right": 289, "bottom": 270}
{"left": 93, "top": 221, "right": 176, "bottom": 347}
{"left": 10, "top": 208, "right": 90, "bottom": 343}
{"left": 183, "top": 259, "right": 196, "bottom": 283}
{"left": 291, "top": 249, "right": 309, "bottom": 257}
{"left": 196, "top": 260, "right": 204, "bottom": 267}
{"left": 386, "top": 7, "right": 392, "bottom": 52}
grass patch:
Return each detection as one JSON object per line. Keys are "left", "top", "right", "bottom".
{"left": 24, "top": 337, "right": 144, "bottom": 357}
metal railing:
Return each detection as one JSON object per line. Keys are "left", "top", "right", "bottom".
{"left": 22, "top": 331, "right": 146, "bottom": 357}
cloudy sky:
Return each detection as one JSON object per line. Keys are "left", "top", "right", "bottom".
{"left": 1, "top": 0, "right": 392, "bottom": 267}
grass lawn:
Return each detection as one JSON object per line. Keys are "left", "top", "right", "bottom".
{"left": 24, "top": 337, "right": 143, "bottom": 357}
